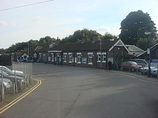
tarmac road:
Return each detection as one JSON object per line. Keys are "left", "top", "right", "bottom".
{"left": 1, "top": 63, "right": 158, "bottom": 118}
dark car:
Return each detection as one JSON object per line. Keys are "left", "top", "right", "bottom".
{"left": 120, "top": 61, "right": 142, "bottom": 72}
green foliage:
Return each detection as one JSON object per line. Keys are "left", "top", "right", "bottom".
{"left": 101, "top": 32, "right": 117, "bottom": 40}
{"left": 136, "top": 38, "right": 149, "bottom": 50}
{"left": 5, "top": 36, "right": 56, "bottom": 53}
{"left": 119, "top": 10, "right": 157, "bottom": 45}
{"left": 0, "top": 48, "right": 5, "bottom": 54}
{"left": 39, "top": 36, "right": 56, "bottom": 46}
{"left": 60, "top": 29, "right": 102, "bottom": 43}
{"left": 3, "top": 28, "right": 124, "bottom": 54}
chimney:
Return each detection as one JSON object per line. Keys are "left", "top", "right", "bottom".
{"left": 92, "top": 31, "right": 97, "bottom": 43}
{"left": 56, "top": 37, "right": 60, "bottom": 45}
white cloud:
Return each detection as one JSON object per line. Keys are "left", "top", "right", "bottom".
{"left": 34, "top": 17, "right": 45, "bottom": 22}
{"left": 0, "top": 21, "right": 8, "bottom": 26}
{"left": 0, "top": 21, "right": 16, "bottom": 27}
{"left": 96, "top": 26, "right": 121, "bottom": 36}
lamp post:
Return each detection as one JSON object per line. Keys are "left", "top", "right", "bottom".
{"left": 145, "top": 31, "right": 151, "bottom": 77}
{"left": 99, "top": 38, "right": 102, "bottom": 68}
{"left": 28, "top": 43, "right": 29, "bottom": 58}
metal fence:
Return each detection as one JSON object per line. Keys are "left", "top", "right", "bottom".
{"left": 0, "top": 62, "right": 32, "bottom": 101}
{"left": 12, "top": 62, "right": 33, "bottom": 86}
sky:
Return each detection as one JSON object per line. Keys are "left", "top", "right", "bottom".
{"left": 0, "top": 0, "right": 158, "bottom": 49}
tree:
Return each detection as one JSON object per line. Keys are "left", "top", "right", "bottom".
{"left": 60, "top": 29, "right": 101, "bottom": 43}
{"left": 38, "top": 36, "right": 56, "bottom": 46}
{"left": 101, "top": 32, "right": 117, "bottom": 40}
{"left": 0, "top": 48, "right": 5, "bottom": 54}
{"left": 119, "top": 10, "right": 157, "bottom": 45}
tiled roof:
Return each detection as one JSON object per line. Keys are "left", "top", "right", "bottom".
{"left": 14, "top": 52, "right": 25, "bottom": 56}
{"left": 126, "top": 45, "right": 144, "bottom": 52}
{"left": 47, "top": 39, "right": 119, "bottom": 52}
{"left": 34, "top": 46, "right": 43, "bottom": 52}
{"left": 137, "top": 42, "right": 158, "bottom": 57}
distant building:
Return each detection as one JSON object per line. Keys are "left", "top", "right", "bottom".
{"left": 125, "top": 45, "right": 145, "bottom": 57}
{"left": 138, "top": 43, "right": 158, "bottom": 60}
{"left": 34, "top": 39, "right": 131, "bottom": 69}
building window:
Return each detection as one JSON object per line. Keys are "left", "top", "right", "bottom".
{"left": 97, "top": 52, "right": 101, "bottom": 62}
{"left": 97, "top": 52, "right": 106, "bottom": 63}
{"left": 34, "top": 53, "right": 37, "bottom": 58}
{"left": 82, "top": 57, "right": 87, "bottom": 64}
{"left": 48, "top": 55, "right": 51, "bottom": 61}
{"left": 63, "top": 53, "right": 67, "bottom": 63}
{"left": 88, "top": 52, "right": 93, "bottom": 65}
{"left": 102, "top": 52, "right": 106, "bottom": 63}
{"left": 77, "top": 53, "right": 82, "bottom": 64}
{"left": 68, "top": 53, "right": 73, "bottom": 63}
{"left": 51, "top": 53, "right": 54, "bottom": 62}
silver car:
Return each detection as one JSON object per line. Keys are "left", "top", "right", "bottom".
{"left": 0, "top": 70, "right": 25, "bottom": 90}
{"left": 0, "top": 78, "right": 12, "bottom": 91}
{"left": 140, "top": 63, "right": 158, "bottom": 75}
{"left": 151, "top": 68, "right": 158, "bottom": 77}
{"left": 0, "top": 66, "right": 25, "bottom": 77}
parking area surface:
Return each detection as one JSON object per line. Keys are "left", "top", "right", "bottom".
{"left": 1, "top": 63, "right": 158, "bottom": 118}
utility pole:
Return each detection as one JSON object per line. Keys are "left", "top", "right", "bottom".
{"left": 145, "top": 31, "right": 151, "bottom": 77}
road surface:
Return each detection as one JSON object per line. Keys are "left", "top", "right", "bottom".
{"left": 1, "top": 63, "right": 158, "bottom": 118}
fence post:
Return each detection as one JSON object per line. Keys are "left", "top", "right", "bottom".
{"left": 1, "top": 67, "right": 5, "bottom": 100}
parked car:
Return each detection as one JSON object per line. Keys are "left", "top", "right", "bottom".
{"left": 140, "top": 62, "right": 158, "bottom": 75}
{"left": 151, "top": 68, "right": 158, "bottom": 77}
{"left": 131, "top": 59, "right": 148, "bottom": 67}
{"left": 0, "top": 66, "right": 27, "bottom": 83}
{"left": 0, "top": 66, "right": 24, "bottom": 76}
{"left": 0, "top": 70, "right": 25, "bottom": 90}
{"left": 0, "top": 78, "right": 12, "bottom": 91}
{"left": 120, "top": 61, "right": 142, "bottom": 72}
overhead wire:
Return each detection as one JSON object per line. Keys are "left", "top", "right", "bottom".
{"left": 0, "top": 0, "right": 54, "bottom": 11}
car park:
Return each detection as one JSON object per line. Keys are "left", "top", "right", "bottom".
{"left": 120, "top": 61, "right": 142, "bottom": 72}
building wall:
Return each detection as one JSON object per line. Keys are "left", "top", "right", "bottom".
{"left": 35, "top": 46, "right": 129, "bottom": 69}
{"left": 62, "top": 51, "right": 108, "bottom": 69}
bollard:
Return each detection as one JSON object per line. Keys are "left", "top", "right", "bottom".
{"left": 12, "top": 82, "right": 16, "bottom": 94}
{"left": 1, "top": 86, "right": 5, "bottom": 100}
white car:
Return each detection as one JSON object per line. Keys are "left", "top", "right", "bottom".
{"left": 151, "top": 68, "right": 158, "bottom": 77}
{"left": 140, "top": 62, "right": 158, "bottom": 75}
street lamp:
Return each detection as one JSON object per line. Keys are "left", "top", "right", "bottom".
{"left": 144, "top": 31, "right": 151, "bottom": 77}
{"left": 99, "top": 38, "right": 102, "bottom": 68}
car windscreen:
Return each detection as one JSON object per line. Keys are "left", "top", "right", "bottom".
{"left": 0, "top": 66, "right": 14, "bottom": 75}
{"left": 151, "top": 63, "right": 158, "bottom": 67}
{"left": 0, "top": 70, "right": 9, "bottom": 76}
